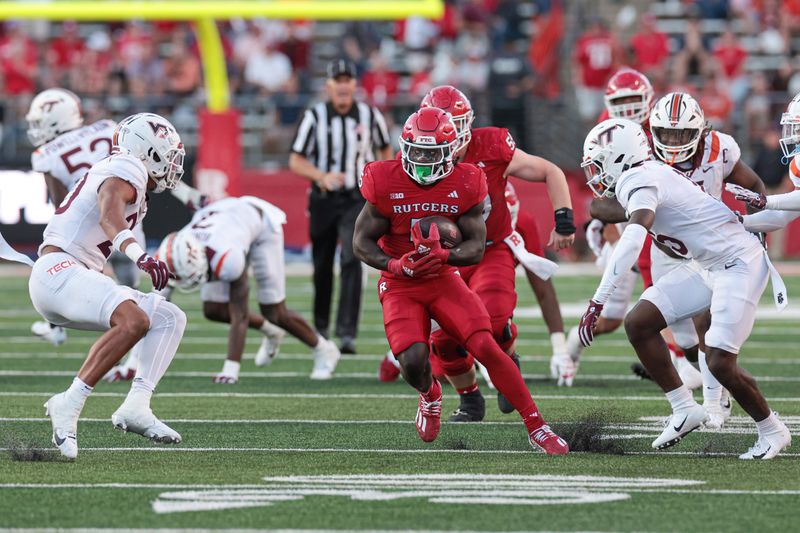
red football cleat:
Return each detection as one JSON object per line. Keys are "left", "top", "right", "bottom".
{"left": 379, "top": 354, "right": 401, "bottom": 382}
{"left": 529, "top": 424, "right": 570, "bottom": 456}
{"left": 415, "top": 379, "right": 442, "bottom": 442}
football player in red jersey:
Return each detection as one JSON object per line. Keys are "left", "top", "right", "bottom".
{"left": 354, "top": 108, "right": 568, "bottom": 454}
{"left": 402, "top": 85, "right": 575, "bottom": 421}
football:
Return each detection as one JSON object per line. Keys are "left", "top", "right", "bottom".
{"left": 417, "top": 216, "right": 463, "bottom": 249}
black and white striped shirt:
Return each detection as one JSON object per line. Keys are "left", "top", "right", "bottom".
{"left": 291, "top": 101, "right": 391, "bottom": 191}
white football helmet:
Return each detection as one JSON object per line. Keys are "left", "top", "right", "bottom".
{"left": 582, "top": 118, "right": 651, "bottom": 198}
{"left": 650, "top": 92, "right": 707, "bottom": 165}
{"left": 780, "top": 92, "right": 800, "bottom": 161}
{"left": 25, "top": 88, "right": 84, "bottom": 147}
{"left": 156, "top": 231, "right": 208, "bottom": 291}
{"left": 113, "top": 113, "right": 185, "bottom": 193}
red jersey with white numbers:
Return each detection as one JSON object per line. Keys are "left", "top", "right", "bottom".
{"left": 360, "top": 159, "right": 488, "bottom": 279}
{"left": 461, "top": 127, "right": 515, "bottom": 243}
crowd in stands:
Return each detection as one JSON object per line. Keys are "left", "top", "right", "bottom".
{"left": 0, "top": 0, "right": 799, "bottom": 183}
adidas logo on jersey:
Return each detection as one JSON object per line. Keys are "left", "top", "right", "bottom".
{"left": 448, "top": 191, "right": 459, "bottom": 199}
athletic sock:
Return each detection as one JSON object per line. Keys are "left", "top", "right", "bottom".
{"left": 456, "top": 382, "right": 479, "bottom": 396}
{"left": 259, "top": 320, "right": 283, "bottom": 336}
{"left": 550, "top": 332, "right": 567, "bottom": 357}
{"left": 65, "top": 377, "right": 93, "bottom": 408}
{"left": 122, "top": 377, "right": 155, "bottom": 407}
{"left": 755, "top": 412, "right": 781, "bottom": 436}
{"left": 134, "top": 301, "right": 187, "bottom": 390}
{"left": 221, "top": 359, "right": 241, "bottom": 379}
{"left": 665, "top": 385, "right": 696, "bottom": 413}
{"left": 698, "top": 350, "right": 723, "bottom": 406}
{"left": 465, "top": 331, "right": 538, "bottom": 419}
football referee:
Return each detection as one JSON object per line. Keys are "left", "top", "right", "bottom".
{"left": 289, "top": 59, "right": 393, "bottom": 354}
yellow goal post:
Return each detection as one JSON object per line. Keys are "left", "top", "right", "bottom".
{"left": 0, "top": 0, "right": 444, "bottom": 111}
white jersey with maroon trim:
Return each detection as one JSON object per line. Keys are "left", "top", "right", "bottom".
{"left": 674, "top": 130, "right": 740, "bottom": 200}
{"left": 31, "top": 119, "right": 116, "bottom": 190}
{"left": 39, "top": 153, "right": 149, "bottom": 271}
{"left": 187, "top": 197, "right": 286, "bottom": 281}
{"left": 616, "top": 160, "right": 762, "bottom": 270}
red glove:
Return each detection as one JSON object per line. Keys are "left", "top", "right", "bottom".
{"left": 136, "top": 254, "right": 173, "bottom": 290}
{"left": 387, "top": 250, "right": 443, "bottom": 278}
{"left": 578, "top": 299, "right": 604, "bottom": 347}
{"left": 411, "top": 222, "right": 450, "bottom": 263}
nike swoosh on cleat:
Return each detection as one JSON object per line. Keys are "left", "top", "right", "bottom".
{"left": 753, "top": 446, "right": 771, "bottom": 459}
{"left": 673, "top": 415, "right": 688, "bottom": 432}
{"left": 53, "top": 433, "right": 66, "bottom": 446}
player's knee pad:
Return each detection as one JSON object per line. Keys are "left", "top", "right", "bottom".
{"left": 492, "top": 319, "right": 517, "bottom": 353}
{"left": 430, "top": 335, "right": 474, "bottom": 377}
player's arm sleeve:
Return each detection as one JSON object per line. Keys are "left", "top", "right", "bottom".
{"left": 765, "top": 190, "right": 800, "bottom": 211}
{"left": 371, "top": 106, "right": 391, "bottom": 150}
{"left": 742, "top": 209, "right": 800, "bottom": 232}
{"left": 592, "top": 222, "right": 649, "bottom": 304}
{"left": 290, "top": 109, "right": 316, "bottom": 156}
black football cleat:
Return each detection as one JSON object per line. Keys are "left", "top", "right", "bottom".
{"left": 631, "top": 363, "right": 654, "bottom": 381}
{"left": 448, "top": 389, "right": 486, "bottom": 422}
{"left": 497, "top": 353, "right": 521, "bottom": 414}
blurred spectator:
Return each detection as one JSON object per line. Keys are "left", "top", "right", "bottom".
{"left": 406, "top": 52, "right": 433, "bottom": 99}
{"left": 628, "top": 14, "right": 670, "bottom": 72}
{"left": 361, "top": 52, "right": 399, "bottom": 109}
{"left": 163, "top": 38, "right": 201, "bottom": 97}
{"left": 528, "top": 0, "right": 564, "bottom": 99}
{"left": 0, "top": 22, "right": 37, "bottom": 95}
{"left": 694, "top": 0, "right": 730, "bottom": 19}
{"left": 698, "top": 66, "right": 733, "bottom": 131}
{"left": 244, "top": 42, "right": 292, "bottom": 93}
{"left": 744, "top": 72, "right": 772, "bottom": 139}
{"left": 273, "top": 72, "right": 307, "bottom": 127}
{"left": 572, "top": 18, "right": 621, "bottom": 121}
{"left": 713, "top": 28, "right": 749, "bottom": 104}
{"left": 396, "top": 16, "right": 439, "bottom": 52}
{"left": 455, "top": 42, "right": 490, "bottom": 92}
{"left": 279, "top": 21, "right": 312, "bottom": 71}
{"left": 340, "top": 22, "right": 383, "bottom": 74}
{"left": 672, "top": 17, "right": 710, "bottom": 85}
{"left": 752, "top": 128, "right": 788, "bottom": 191}
{"left": 125, "top": 39, "right": 165, "bottom": 98}
{"left": 489, "top": 37, "right": 534, "bottom": 150}
{"left": 46, "top": 21, "right": 85, "bottom": 84}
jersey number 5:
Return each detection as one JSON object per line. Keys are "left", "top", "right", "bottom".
{"left": 60, "top": 137, "right": 112, "bottom": 174}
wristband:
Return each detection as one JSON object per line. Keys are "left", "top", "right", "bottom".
{"left": 113, "top": 229, "right": 145, "bottom": 263}
{"left": 554, "top": 208, "right": 576, "bottom": 235}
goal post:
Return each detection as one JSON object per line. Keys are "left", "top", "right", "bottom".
{"left": 0, "top": 0, "right": 443, "bottom": 197}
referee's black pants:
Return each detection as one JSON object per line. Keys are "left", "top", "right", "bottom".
{"left": 308, "top": 187, "right": 364, "bottom": 340}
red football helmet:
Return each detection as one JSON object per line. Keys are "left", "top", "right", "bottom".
{"left": 604, "top": 68, "right": 654, "bottom": 125}
{"left": 400, "top": 107, "right": 458, "bottom": 185}
{"left": 421, "top": 85, "right": 474, "bottom": 150}
{"left": 505, "top": 182, "right": 520, "bottom": 228}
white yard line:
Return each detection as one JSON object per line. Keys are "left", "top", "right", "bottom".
{"left": 3, "top": 369, "right": 799, "bottom": 382}
{"left": 2, "top": 391, "right": 800, "bottom": 402}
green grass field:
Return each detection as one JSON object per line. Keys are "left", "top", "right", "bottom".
{"left": 0, "top": 269, "right": 799, "bottom": 532}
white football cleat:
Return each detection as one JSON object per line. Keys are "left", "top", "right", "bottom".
{"left": 43, "top": 392, "right": 80, "bottom": 459}
{"left": 550, "top": 354, "right": 576, "bottom": 387}
{"left": 652, "top": 403, "right": 708, "bottom": 450}
{"left": 740, "top": 420, "right": 791, "bottom": 460}
{"left": 310, "top": 339, "right": 341, "bottom": 380}
{"left": 211, "top": 373, "right": 238, "bottom": 384}
{"left": 32, "top": 321, "right": 67, "bottom": 346}
{"left": 111, "top": 404, "right": 181, "bottom": 444}
{"left": 255, "top": 327, "right": 285, "bottom": 367}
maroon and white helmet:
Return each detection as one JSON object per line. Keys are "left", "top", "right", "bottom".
{"left": 649, "top": 92, "right": 706, "bottom": 165}
{"left": 113, "top": 113, "right": 185, "bottom": 193}
{"left": 156, "top": 231, "right": 208, "bottom": 291}
{"left": 25, "top": 88, "right": 84, "bottom": 146}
